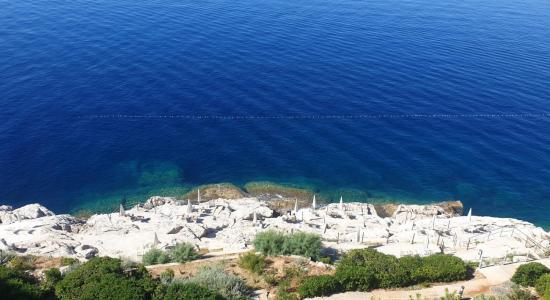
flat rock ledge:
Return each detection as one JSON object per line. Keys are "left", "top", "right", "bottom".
{"left": 0, "top": 197, "right": 548, "bottom": 263}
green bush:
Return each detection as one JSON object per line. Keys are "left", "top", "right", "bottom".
{"left": 417, "top": 254, "right": 470, "bottom": 283}
{"left": 142, "top": 244, "right": 199, "bottom": 266}
{"left": 253, "top": 230, "right": 286, "bottom": 256}
{"left": 189, "top": 264, "right": 252, "bottom": 300}
{"left": 511, "top": 262, "right": 550, "bottom": 287}
{"left": 507, "top": 284, "right": 537, "bottom": 300}
{"left": 160, "top": 269, "right": 175, "bottom": 285}
{"left": 238, "top": 252, "right": 266, "bottom": 274}
{"left": 337, "top": 248, "right": 412, "bottom": 288}
{"left": 142, "top": 248, "right": 172, "bottom": 266}
{"left": 55, "top": 257, "right": 157, "bottom": 300}
{"left": 42, "top": 268, "right": 62, "bottom": 291}
{"left": 0, "top": 265, "right": 46, "bottom": 300}
{"left": 335, "top": 266, "right": 377, "bottom": 291}
{"left": 536, "top": 274, "right": 550, "bottom": 299}
{"left": 334, "top": 248, "right": 471, "bottom": 293}
{"left": 9, "top": 255, "right": 37, "bottom": 271}
{"left": 297, "top": 275, "right": 342, "bottom": 298}
{"left": 253, "top": 230, "right": 323, "bottom": 260}
{"left": 169, "top": 243, "right": 198, "bottom": 263}
{"left": 276, "top": 280, "right": 297, "bottom": 300}
{"left": 162, "top": 282, "right": 223, "bottom": 300}
{"left": 60, "top": 257, "right": 79, "bottom": 266}
{"left": 0, "top": 250, "right": 15, "bottom": 265}
{"left": 319, "top": 256, "right": 332, "bottom": 264}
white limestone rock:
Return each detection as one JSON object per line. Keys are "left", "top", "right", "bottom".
{"left": 143, "top": 196, "right": 176, "bottom": 210}
{"left": 0, "top": 204, "right": 55, "bottom": 224}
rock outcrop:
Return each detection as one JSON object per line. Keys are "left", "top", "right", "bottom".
{"left": 0, "top": 197, "right": 547, "bottom": 263}
{"left": 0, "top": 204, "right": 55, "bottom": 224}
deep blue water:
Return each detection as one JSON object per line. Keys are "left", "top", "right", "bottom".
{"left": 1, "top": 0, "right": 550, "bottom": 227}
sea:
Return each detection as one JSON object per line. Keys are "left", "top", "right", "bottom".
{"left": 1, "top": 0, "right": 549, "bottom": 227}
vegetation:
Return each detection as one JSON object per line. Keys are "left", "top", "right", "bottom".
{"left": 296, "top": 248, "right": 472, "bottom": 299}
{"left": 506, "top": 284, "right": 537, "bottom": 300}
{"left": 142, "top": 243, "right": 199, "bottom": 266}
{"left": 159, "top": 282, "right": 224, "bottom": 300}
{"left": 319, "top": 256, "right": 332, "bottom": 264}
{"left": 169, "top": 243, "right": 199, "bottom": 263}
{"left": 511, "top": 262, "right": 550, "bottom": 287}
{"left": 238, "top": 252, "right": 267, "bottom": 274}
{"left": 59, "top": 257, "right": 79, "bottom": 267}
{"left": 0, "top": 265, "right": 48, "bottom": 300}
{"left": 535, "top": 274, "right": 550, "bottom": 299}
{"left": 188, "top": 264, "right": 253, "bottom": 300}
{"left": 253, "top": 230, "right": 323, "bottom": 260}
{"left": 42, "top": 268, "right": 62, "bottom": 291}
{"left": 159, "top": 269, "right": 175, "bottom": 285}
{"left": 0, "top": 250, "right": 15, "bottom": 265}
{"left": 142, "top": 248, "right": 172, "bottom": 265}
{"left": 9, "top": 255, "right": 37, "bottom": 271}
{"left": 335, "top": 265, "right": 377, "bottom": 291}
{"left": 55, "top": 257, "right": 157, "bottom": 300}
{"left": 297, "top": 275, "right": 341, "bottom": 298}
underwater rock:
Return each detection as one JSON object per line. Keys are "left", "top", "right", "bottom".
{"left": 183, "top": 183, "right": 246, "bottom": 201}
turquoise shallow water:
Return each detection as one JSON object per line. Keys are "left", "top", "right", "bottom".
{"left": 1, "top": 0, "right": 549, "bottom": 227}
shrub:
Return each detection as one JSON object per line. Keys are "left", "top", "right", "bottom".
{"left": 0, "top": 250, "right": 15, "bottom": 265}
{"left": 335, "top": 266, "right": 377, "bottom": 291}
{"left": 0, "top": 265, "right": 45, "bottom": 300}
{"left": 507, "top": 285, "right": 537, "bottom": 300}
{"left": 536, "top": 274, "right": 550, "bottom": 299}
{"left": 142, "top": 248, "right": 172, "bottom": 266}
{"left": 238, "top": 252, "right": 266, "bottom": 274}
{"left": 9, "top": 255, "right": 37, "bottom": 271}
{"left": 511, "top": 262, "right": 550, "bottom": 287}
{"left": 42, "top": 268, "right": 63, "bottom": 291}
{"left": 160, "top": 269, "right": 175, "bottom": 285}
{"left": 335, "top": 248, "right": 471, "bottom": 291}
{"left": 319, "top": 256, "right": 332, "bottom": 264}
{"left": 297, "top": 275, "right": 342, "bottom": 298}
{"left": 439, "top": 288, "right": 461, "bottom": 300}
{"left": 253, "top": 230, "right": 323, "bottom": 259}
{"left": 262, "top": 274, "right": 277, "bottom": 286}
{"left": 283, "top": 232, "right": 323, "bottom": 260}
{"left": 472, "top": 295, "right": 497, "bottom": 300}
{"left": 55, "top": 257, "right": 157, "bottom": 300}
{"left": 60, "top": 257, "right": 79, "bottom": 266}
{"left": 189, "top": 264, "right": 253, "bottom": 300}
{"left": 253, "top": 230, "right": 286, "bottom": 256}
{"left": 169, "top": 243, "right": 199, "bottom": 263}
{"left": 337, "top": 248, "right": 412, "bottom": 288}
{"left": 163, "top": 282, "right": 223, "bottom": 300}
{"left": 276, "top": 280, "right": 297, "bottom": 300}
{"left": 417, "top": 254, "right": 470, "bottom": 283}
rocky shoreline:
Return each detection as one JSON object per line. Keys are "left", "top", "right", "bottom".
{"left": 1, "top": 195, "right": 548, "bottom": 264}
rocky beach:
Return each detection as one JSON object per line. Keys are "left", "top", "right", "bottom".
{"left": 1, "top": 194, "right": 548, "bottom": 265}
